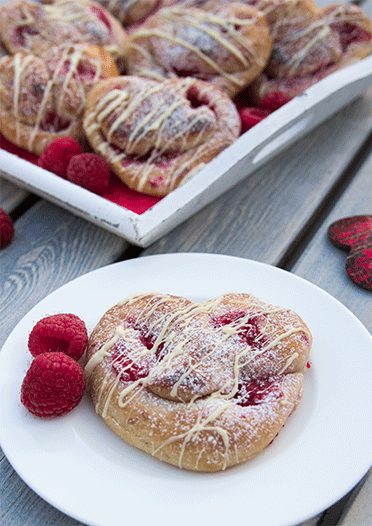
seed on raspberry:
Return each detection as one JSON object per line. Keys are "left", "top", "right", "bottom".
{"left": 20, "top": 352, "right": 85, "bottom": 418}
{"left": 38, "top": 137, "right": 83, "bottom": 178}
{"left": 28, "top": 313, "right": 88, "bottom": 361}
{"left": 67, "top": 153, "right": 110, "bottom": 194}
{"left": 0, "top": 208, "right": 15, "bottom": 249}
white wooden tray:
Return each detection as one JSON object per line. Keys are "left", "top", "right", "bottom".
{"left": 1, "top": 11, "right": 372, "bottom": 246}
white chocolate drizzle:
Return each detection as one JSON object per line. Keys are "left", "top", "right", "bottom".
{"left": 5, "top": 45, "right": 104, "bottom": 151}
{"left": 83, "top": 76, "right": 237, "bottom": 192}
{"left": 86, "top": 292, "right": 312, "bottom": 468}
{"left": 127, "top": 7, "right": 267, "bottom": 87}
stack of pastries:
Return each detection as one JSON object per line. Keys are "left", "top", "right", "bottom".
{"left": 0, "top": 0, "right": 371, "bottom": 196}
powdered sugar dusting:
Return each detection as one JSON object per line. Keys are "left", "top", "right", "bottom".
{"left": 85, "top": 291, "right": 312, "bottom": 471}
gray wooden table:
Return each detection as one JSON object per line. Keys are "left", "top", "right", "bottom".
{"left": 1, "top": 1, "right": 372, "bottom": 523}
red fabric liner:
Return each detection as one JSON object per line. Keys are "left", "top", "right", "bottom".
{"left": 0, "top": 134, "right": 162, "bottom": 215}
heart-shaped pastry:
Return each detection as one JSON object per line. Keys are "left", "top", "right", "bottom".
{"left": 83, "top": 75, "right": 241, "bottom": 196}
{"left": 328, "top": 215, "right": 372, "bottom": 291}
{"left": 242, "top": 0, "right": 372, "bottom": 104}
{"left": 85, "top": 291, "right": 312, "bottom": 471}
{"left": 0, "top": 44, "right": 118, "bottom": 155}
{"left": 124, "top": 4, "right": 272, "bottom": 98}
{"left": 0, "top": 0, "right": 128, "bottom": 61}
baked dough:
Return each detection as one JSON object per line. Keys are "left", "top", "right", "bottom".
{"left": 95, "top": 0, "right": 159, "bottom": 25}
{"left": 0, "top": 0, "right": 128, "bottom": 61}
{"left": 0, "top": 44, "right": 118, "bottom": 154}
{"left": 83, "top": 75, "right": 241, "bottom": 196}
{"left": 85, "top": 291, "right": 312, "bottom": 471}
{"left": 243, "top": 0, "right": 372, "bottom": 104}
{"left": 124, "top": 4, "right": 272, "bottom": 98}
{"left": 320, "top": 4, "right": 372, "bottom": 68}
{"left": 39, "top": 0, "right": 159, "bottom": 26}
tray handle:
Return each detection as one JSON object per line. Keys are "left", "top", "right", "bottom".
{"left": 252, "top": 113, "right": 314, "bottom": 165}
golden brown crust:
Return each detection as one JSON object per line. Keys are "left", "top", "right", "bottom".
{"left": 320, "top": 4, "right": 372, "bottom": 67}
{"left": 244, "top": 0, "right": 371, "bottom": 103}
{"left": 0, "top": 38, "right": 9, "bottom": 58}
{"left": 83, "top": 75, "right": 241, "bottom": 196}
{"left": 124, "top": 4, "right": 272, "bottom": 98}
{"left": 0, "top": 0, "right": 128, "bottom": 60}
{"left": 160, "top": 0, "right": 371, "bottom": 80}
{"left": 0, "top": 44, "right": 118, "bottom": 154}
{"left": 85, "top": 291, "right": 312, "bottom": 471}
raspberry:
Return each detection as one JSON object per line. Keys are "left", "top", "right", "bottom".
{"left": 28, "top": 313, "right": 88, "bottom": 361}
{"left": 38, "top": 137, "right": 83, "bottom": 178}
{"left": 258, "top": 92, "right": 292, "bottom": 112}
{"left": 67, "top": 153, "right": 110, "bottom": 194}
{"left": 239, "top": 107, "right": 271, "bottom": 133}
{"left": 20, "top": 352, "right": 85, "bottom": 418}
{"left": 0, "top": 208, "right": 15, "bottom": 249}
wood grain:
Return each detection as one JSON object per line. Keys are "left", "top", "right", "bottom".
{"left": 143, "top": 89, "right": 372, "bottom": 264}
{"left": 292, "top": 151, "right": 372, "bottom": 526}
{"left": 339, "top": 469, "right": 372, "bottom": 525}
{"left": 1, "top": 1, "right": 371, "bottom": 523}
{"left": 0, "top": 200, "right": 128, "bottom": 349}
{"left": 0, "top": 200, "right": 129, "bottom": 526}
{"left": 292, "top": 150, "right": 372, "bottom": 329}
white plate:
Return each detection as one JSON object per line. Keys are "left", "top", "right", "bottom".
{"left": 1, "top": 253, "right": 372, "bottom": 526}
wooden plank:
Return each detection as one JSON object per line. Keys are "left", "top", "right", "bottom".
{"left": 0, "top": 200, "right": 129, "bottom": 350}
{"left": 140, "top": 94, "right": 372, "bottom": 526}
{"left": 1, "top": 454, "right": 85, "bottom": 526}
{"left": 0, "top": 199, "right": 130, "bottom": 526}
{"left": 143, "top": 88, "right": 372, "bottom": 263}
{"left": 339, "top": 469, "right": 372, "bottom": 525}
{"left": 291, "top": 151, "right": 372, "bottom": 525}
{"left": 291, "top": 150, "right": 372, "bottom": 328}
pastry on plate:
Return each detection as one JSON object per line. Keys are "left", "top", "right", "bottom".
{"left": 124, "top": 4, "right": 272, "bottom": 98}
{"left": 0, "top": 44, "right": 118, "bottom": 154}
{"left": 83, "top": 75, "right": 241, "bottom": 196}
{"left": 0, "top": 0, "right": 128, "bottom": 61}
{"left": 85, "top": 291, "right": 312, "bottom": 471}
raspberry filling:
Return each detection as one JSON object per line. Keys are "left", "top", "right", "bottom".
{"left": 211, "top": 310, "right": 266, "bottom": 348}
{"left": 90, "top": 5, "right": 112, "bottom": 32}
{"left": 59, "top": 60, "right": 98, "bottom": 80}
{"left": 233, "top": 377, "right": 283, "bottom": 406}
{"left": 330, "top": 22, "right": 372, "bottom": 52}
{"left": 186, "top": 85, "right": 210, "bottom": 109}
{"left": 120, "top": 149, "right": 178, "bottom": 168}
{"left": 40, "top": 112, "right": 71, "bottom": 132}
{"left": 149, "top": 175, "right": 164, "bottom": 188}
{"left": 111, "top": 339, "right": 156, "bottom": 381}
{"left": 12, "top": 25, "right": 38, "bottom": 47}
{"left": 127, "top": 317, "right": 166, "bottom": 358}
{"left": 111, "top": 317, "right": 174, "bottom": 381}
